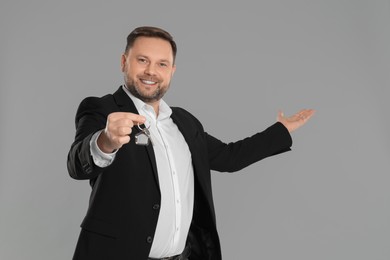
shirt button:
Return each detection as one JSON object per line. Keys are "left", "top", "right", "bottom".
{"left": 146, "top": 236, "right": 153, "bottom": 243}
{"left": 153, "top": 204, "right": 160, "bottom": 210}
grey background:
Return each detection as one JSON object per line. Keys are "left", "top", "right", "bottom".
{"left": 1, "top": 0, "right": 389, "bottom": 259}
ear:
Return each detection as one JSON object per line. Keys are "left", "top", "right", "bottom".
{"left": 120, "top": 54, "right": 127, "bottom": 72}
{"left": 171, "top": 64, "right": 176, "bottom": 76}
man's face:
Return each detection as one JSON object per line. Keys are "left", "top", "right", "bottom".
{"left": 121, "top": 36, "right": 176, "bottom": 104}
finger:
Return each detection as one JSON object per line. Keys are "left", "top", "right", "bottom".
{"left": 126, "top": 113, "right": 146, "bottom": 125}
{"left": 108, "top": 112, "right": 146, "bottom": 124}
{"left": 118, "top": 135, "right": 131, "bottom": 145}
{"left": 106, "top": 123, "right": 132, "bottom": 140}
{"left": 290, "top": 111, "right": 303, "bottom": 119}
{"left": 296, "top": 109, "right": 315, "bottom": 117}
{"left": 307, "top": 109, "right": 316, "bottom": 115}
{"left": 112, "top": 118, "right": 137, "bottom": 129}
{"left": 291, "top": 112, "right": 306, "bottom": 121}
{"left": 301, "top": 109, "right": 316, "bottom": 119}
{"left": 277, "top": 110, "right": 284, "bottom": 121}
{"left": 116, "top": 126, "right": 132, "bottom": 136}
{"left": 112, "top": 135, "right": 131, "bottom": 147}
{"left": 297, "top": 109, "right": 308, "bottom": 116}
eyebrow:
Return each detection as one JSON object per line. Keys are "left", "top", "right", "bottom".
{"left": 137, "top": 55, "right": 172, "bottom": 65}
{"left": 159, "top": 59, "right": 171, "bottom": 64}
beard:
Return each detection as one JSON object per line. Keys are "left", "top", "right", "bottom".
{"left": 124, "top": 74, "right": 170, "bottom": 103}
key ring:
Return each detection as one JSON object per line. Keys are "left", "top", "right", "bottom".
{"left": 135, "top": 121, "right": 153, "bottom": 146}
{"left": 137, "top": 122, "right": 150, "bottom": 131}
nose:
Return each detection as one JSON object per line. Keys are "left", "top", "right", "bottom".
{"left": 144, "top": 63, "right": 156, "bottom": 76}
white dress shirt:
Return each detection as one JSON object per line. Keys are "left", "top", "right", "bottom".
{"left": 90, "top": 86, "right": 194, "bottom": 258}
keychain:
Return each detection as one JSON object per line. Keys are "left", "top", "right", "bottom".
{"left": 135, "top": 123, "right": 153, "bottom": 146}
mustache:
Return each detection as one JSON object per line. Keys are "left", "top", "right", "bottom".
{"left": 138, "top": 75, "right": 161, "bottom": 83}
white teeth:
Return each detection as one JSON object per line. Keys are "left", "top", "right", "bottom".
{"left": 141, "top": 80, "right": 156, "bottom": 85}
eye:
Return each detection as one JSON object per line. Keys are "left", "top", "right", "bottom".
{"left": 159, "top": 62, "right": 168, "bottom": 67}
{"left": 138, "top": 57, "right": 148, "bottom": 64}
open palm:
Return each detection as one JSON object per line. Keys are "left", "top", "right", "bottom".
{"left": 277, "top": 109, "right": 315, "bottom": 133}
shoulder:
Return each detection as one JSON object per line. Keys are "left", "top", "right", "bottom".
{"left": 77, "top": 86, "right": 130, "bottom": 112}
{"left": 171, "top": 107, "right": 200, "bottom": 122}
{"left": 75, "top": 93, "right": 118, "bottom": 123}
{"left": 78, "top": 93, "right": 115, "bottom": 110}
{"left": 171, "top": 106, "right": 194, "bottom": 118}
{"left": 171, "top": 107, "right": 205, "bottom": 131}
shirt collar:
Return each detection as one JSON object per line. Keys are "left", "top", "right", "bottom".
{"left": 122, "top": 85, "right": 172, "bottom": 121}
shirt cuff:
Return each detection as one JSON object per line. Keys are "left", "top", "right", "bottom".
{"left": 90, "top": 130, "right": 117, "bottom": 168}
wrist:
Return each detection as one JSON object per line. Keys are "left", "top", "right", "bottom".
{"left": 97, "top": 131, "right": 116, "bottom": 153}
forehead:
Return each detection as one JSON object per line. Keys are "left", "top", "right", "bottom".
{"left": 129, "top": 36, "right": 174, "bottom": 61}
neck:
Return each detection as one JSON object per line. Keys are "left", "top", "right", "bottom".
{"left": 147, "top": 100, "right": 160, "bottom": 117}
{"left": 123, "top": 84, "right": 161, "bottom": 116}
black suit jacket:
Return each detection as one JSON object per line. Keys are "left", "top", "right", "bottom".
{"left": 67, "top": 87, "right": 292, "bottom": 260}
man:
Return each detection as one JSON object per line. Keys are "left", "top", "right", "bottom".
{"left": 67, "top": 26, "right": 315, "bottom": 260}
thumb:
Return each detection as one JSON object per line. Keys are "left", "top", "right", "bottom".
{"left": 277, "top": 110, "right": 284, "bottom": 120}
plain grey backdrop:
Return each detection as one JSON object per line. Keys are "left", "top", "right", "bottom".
{"left": 1, "top": 0, "right": 389, "bottom": 259}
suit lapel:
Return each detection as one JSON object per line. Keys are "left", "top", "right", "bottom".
{"left": 170, "top": 108, "right": 201, "bottom": 172}
{"left": 170, "top": 110, "right": 198, "bottom": 149}
{"left": 171, "top": 108, "right": 213, "bottom": 197}
{"left": 113, "top": 87, "right": 160, "bottom": 188}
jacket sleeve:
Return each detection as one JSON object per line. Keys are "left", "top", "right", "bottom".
{"left": 206, "top": 122, "right": 292, "bottom": 172}
{"left": 67, "top": 96, "right": 110, "bottom": 180}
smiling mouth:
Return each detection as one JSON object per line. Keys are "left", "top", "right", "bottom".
{"left": 140, "top": 79, "right": 157, "bottom": 85}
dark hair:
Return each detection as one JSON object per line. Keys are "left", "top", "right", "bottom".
{"left": 125, "top": 26, "right": 177, "bottom": 62}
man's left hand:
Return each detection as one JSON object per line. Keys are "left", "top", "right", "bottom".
{"left": 277, "top": 109, "right": 316, "bottom": 133}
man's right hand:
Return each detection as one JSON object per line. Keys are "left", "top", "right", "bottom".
{"left": 97, "top": 112, "right": 146, "bottom": 153}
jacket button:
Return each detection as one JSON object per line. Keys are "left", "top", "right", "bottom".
{"left": 82, "top": 163, "right": 92, "bottom": 174}
{"left": 146, "top": 236, "right": 153, "bottom": 243}
{"left": 153, "top": 204, "right": 160, "bottom": 210}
